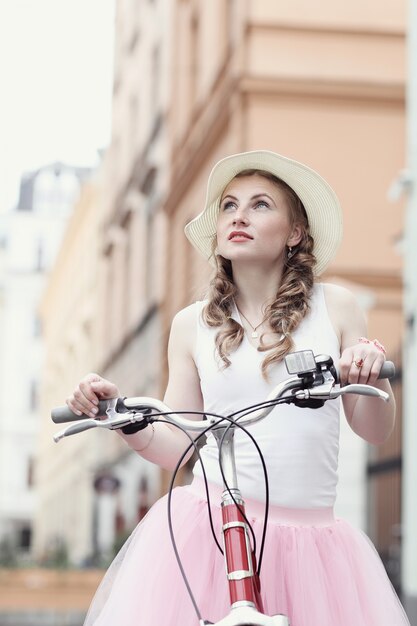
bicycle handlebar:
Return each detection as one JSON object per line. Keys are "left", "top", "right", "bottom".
{"left": 51, "top": 355, "right": 395, "bottom": 442}
{"left": 52, "top": 399, "right": 111, "bottom": 424}
{"left": 374, "top": 360, "right": 395, "bottom": 379}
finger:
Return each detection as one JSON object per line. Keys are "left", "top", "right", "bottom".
{"left": 339, "top": 366, "right": 350, "bottom": 386}
{"left": 348, "top": 353, "right": 368, "bottom": 384}
{"left": 356, "top": 356, "right": 373, "bottom": 385}
{"left": 80, "top": 378, "right": 101, "bottom": 405}
{"left": 368, "top": 354, "right": 386, "bottom": 384}
{"left": 338, "top": 350, "right": 351, "bottom": 386}
{"left": 73, "top": 388, "right": 98, "bottom": 417}
{"left": 89, "top": 380, "right": 119, "bottom": 399}
{"left": 347, "top": 361, "right": 360, "bottom": 385}
{"left": 338, "top": 349, "right": 355, "bottom": 386}
{"left": 66, "top": 395, "right": 89, "bottom": 417}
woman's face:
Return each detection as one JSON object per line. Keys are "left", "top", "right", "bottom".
{"left": 216, "top": 174, "right": 302, "bottom": 268}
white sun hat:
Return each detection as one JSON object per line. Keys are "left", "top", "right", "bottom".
{"left": 184, "top": 150, "right": 343, "bottom": 276}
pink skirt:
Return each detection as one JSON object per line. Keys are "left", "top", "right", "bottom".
{"left": 84, "top": 478, "right": 410, "bottom": 626}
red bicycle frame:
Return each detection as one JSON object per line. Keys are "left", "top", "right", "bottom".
{"left": 209, "top": 426, "right": 289, "bottom": 626}
{"left": 221, "top": 493, "right": 263, "bottom": 610}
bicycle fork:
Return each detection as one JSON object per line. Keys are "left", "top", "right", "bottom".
{"left": 211, "top": 427, "right": 290, "bottom": 626}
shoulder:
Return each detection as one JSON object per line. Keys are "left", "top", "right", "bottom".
{"left": 169, "top": 302, "right": 203, "bottom": 358}
{"left": 321, "top": 282, "right": 359, "bottom": 309}
{"left": 171, "top": 301, "right": 204, "bottom": 330}
{"left": 321, "top": 282, "right": 367, "bottom": 347}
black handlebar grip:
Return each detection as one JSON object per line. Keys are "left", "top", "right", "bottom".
{"left": 378, "top": 361, "right": 395, "bottom": 380}
{"left": 51, "top": 400, "right": 110, "bottom": 423}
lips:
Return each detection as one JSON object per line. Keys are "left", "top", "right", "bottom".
{"left": 228, "top": 231, "right": 253, "bottom": 241}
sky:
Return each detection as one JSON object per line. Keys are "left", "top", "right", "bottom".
{"left": 0, "top": 0, "right": 115, "bottom": 212}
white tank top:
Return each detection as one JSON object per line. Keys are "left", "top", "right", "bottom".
{"left": 192, "top": 283, "right": 341, "bottom": 509}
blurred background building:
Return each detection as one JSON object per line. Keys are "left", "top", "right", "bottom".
{"left": 0, "top": 163, "right": 89, "bottom": 565}
{"left": 34, "top": 0, "right": 173, "bottom": 568}
{"left": 1, "top": 0, "right": 415, "bottom": 624}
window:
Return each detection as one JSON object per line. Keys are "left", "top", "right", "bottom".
{"left": 33, "top": 315, "right": 42, "bottom": 338}
{"left": 151, "top": 44, "right": 161, "bottom": 114}
{"left": 19, "top": 526, "right": 32, "bottom": 550}
{"left": 35, "top": 238, "right": 44, "bottom": 272}
{"left": 29, "top": 380, "right": 39, "bottom": 411}
{"left": 27, "top": 457, "right": 35, "bottom": 488}
{"left": 33, "top": 168, "right": 80, "bottom": 214}
{"left": 129, "top": 94, "right": 139, "bottom": 157}
{"left": 190, "top": 12, "right": 199, "bottom": 105}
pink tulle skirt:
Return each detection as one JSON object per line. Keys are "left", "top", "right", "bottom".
{"left": 84, "top": 478, "right": 409, "bottom": 626}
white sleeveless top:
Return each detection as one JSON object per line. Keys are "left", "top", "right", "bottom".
{"left": 192, "top": 283, "right": 341, "bottom": 509}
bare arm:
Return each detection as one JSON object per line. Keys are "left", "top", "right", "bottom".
{"left": 67, "top": 304, "right": 204, "bottom": 471}
{"left": 324, "top": 283, "right": 395, "bottom": 445}
{"left": 118, "top": 304, "right": 204, "bottom": 468}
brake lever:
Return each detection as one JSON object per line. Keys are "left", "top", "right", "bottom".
{"left": 329, "top": 384, "right": 390, "bottom": 402}
{"left": 293, "top": 379, "right": 389, "bottom": 404}
{"left": 54, "top": 419, "right": 102, "bottom": 442}
{"left": 53, "top": 415, "right": 139, "bottom": 442}
{"left": 53, "top": 401, "right": 151, "bottom": 442}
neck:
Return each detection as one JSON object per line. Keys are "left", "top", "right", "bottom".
{"left": 231, "top": 262, "right": 284, "bottom": 315}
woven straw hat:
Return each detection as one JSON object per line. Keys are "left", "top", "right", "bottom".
{"left": 184, "top": 150, "right": 342, "bottom": 276}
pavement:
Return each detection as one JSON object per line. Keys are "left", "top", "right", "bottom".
{"left": 0, "top": 568, "right": 104, "bottom": 626}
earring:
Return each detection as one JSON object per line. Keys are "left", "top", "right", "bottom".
{"left": 287, "top": 246, "right": 294, "bottom": 259}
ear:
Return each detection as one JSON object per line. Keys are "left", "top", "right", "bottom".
{"left": 287, "top": 223, "right": 303, "bottom": 248}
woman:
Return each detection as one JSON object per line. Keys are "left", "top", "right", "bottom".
{"left": 68, "top": 151, "right": 409, "bottom": 625}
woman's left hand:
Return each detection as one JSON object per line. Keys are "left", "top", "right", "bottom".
{"left": 339, "top": 341, "right": 386, "bottom": 387}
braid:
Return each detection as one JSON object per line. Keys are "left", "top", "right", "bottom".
{"left": 203, "top": 255, "right": 244, "bottom": 368}
{"left": 258, "top": 229, "right": 315, "bottom": 378}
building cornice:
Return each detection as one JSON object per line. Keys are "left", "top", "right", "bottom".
{"left": 246, "top": 20, "right": 405, "bottom": 40}
{"left": 165, "top": 68, "right": 404, "bottom": 214}
{"left": 240, "top": 76, "right": 405, "bottom": 105}
{"left": 327, "top": 268, "right": 403, "bottom": 290}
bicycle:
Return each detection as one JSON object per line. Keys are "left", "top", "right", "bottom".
{"left": 52, "top": 350, "right": 395, "bottom": 626}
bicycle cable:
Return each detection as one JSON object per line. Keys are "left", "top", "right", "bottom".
{"left": 152, "top": 412, "right": 227, "bottom": 623}
{"left": 148, "top": 409, "right": 268, "bottom": 623}
{"left": 218, "top": 396, "right": 292, "bottom": 574}
{"left": 133, "top": 396, "right": 298, "bottom": 622}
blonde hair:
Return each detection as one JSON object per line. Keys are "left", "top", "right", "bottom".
{"left": 202, "top": 169, "right": 316, "bottom": 379}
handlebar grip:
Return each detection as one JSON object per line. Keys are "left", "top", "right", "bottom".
{"left": 378, "top": 361, "right": 395, "bottom": 380}
{"left": 51, "top": 400, "right": 110, "bottom": 423}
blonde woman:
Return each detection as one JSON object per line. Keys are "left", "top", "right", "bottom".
{"left": 68, "top": 151, "right": 409, "bottom": 626}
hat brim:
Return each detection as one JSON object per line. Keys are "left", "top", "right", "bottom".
{"left": 184, "top": 150, "right": 342, "bottom": 276}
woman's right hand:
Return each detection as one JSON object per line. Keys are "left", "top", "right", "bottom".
{"left": 66, "top": 373, "right": 120, "bottom": 418}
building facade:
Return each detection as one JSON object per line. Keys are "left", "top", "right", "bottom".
{"left": 0, "top": 162, "right": 88, "bottom": 563}
{"left": 35, "top": 0, "right": 175, "bottom": 565}
{"left": 34, "top": 177, "right": 104, "bottom": 565}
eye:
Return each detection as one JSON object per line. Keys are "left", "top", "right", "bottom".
{"left": 254, "top": 199, "right": 270, "bottom": 209}
{"left": 222, "top": 200, "right": 236, "bottom": 211}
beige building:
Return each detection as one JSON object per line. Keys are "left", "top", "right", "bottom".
{"left": 36, "top": 0, "right": 407, "bottom": 603}
{"left": 34, "top": 178, "right": 103, "bottom": 564}
{"left": 35, "top": 0, "right": 174, "bottom": 564}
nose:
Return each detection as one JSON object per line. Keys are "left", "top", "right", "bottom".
{"left": 232, "top": 207, "right": 249, "bottom": 225}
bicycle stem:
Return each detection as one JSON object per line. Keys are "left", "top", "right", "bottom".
{"left": 211, "top": 426, "right": 290, "bottom": 624}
